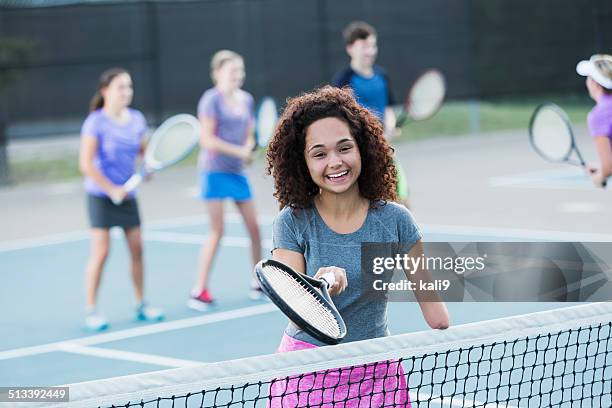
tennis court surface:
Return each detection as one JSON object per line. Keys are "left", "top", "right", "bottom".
{"left": 1, "top": 213, "right": 611, "bottom": 407}
{"left": 2, "top": 126, "right": 611, "bottom": 407}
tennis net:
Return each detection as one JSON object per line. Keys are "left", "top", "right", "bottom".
{"left": 44, "top": 303, "right": 611, "bottom": 408}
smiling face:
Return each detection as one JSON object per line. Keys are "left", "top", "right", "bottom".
{"left": 304, "top": 117, "right": 362, "bottom": 196}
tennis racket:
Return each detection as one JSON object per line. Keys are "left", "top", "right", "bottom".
{"left": 529, "top": 103, "right": 606, "bottom": 187}
{"left": 113, "top": 114, "right": 200, "bottom": 205}
{"left": 254, "top": 259, "right": 347, "bottom": 345}
{"left": 255, "top": 97, "right": 279, "bottom": 150}
{"left": 395, "top": 69, "right": 446, "bottom": 128}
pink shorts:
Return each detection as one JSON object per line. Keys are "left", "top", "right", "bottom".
{"left": 268, "top": 333, "right": 411, "bottom": 408}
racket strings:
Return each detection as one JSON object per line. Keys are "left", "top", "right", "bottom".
{"left": 262, "top": 265, "right": 341, "bottom": 338}
{"left": 408, "top": 71, "right": 445, "bottom": 120}
{"left": 150, "top": 122, "right": 198, "bottom": 164}
{"left": 256, "top": 98, "right": 278, "bottom": 147}
{"left": 531, "top": 107, "right": 573, "bottom": 161}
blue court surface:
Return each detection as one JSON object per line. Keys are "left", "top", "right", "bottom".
{"left": 1, "top": 215, "right": 610, "bottom": 388}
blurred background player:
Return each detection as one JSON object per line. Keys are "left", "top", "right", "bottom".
{"left": 331, "top": 21, "right": 410, "bottom": 208}
{"left": 79, "top": 68, "right": 164, "bottom": 332}
{"left": 188, "top": 50, "right": 263, "bottom": 311}
{"left": 576, "top": 54, "right": 612, "bottom": 188}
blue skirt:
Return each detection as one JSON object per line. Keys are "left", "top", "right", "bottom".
{"left": 201, "top": 171, "right": 253, "bottom": 201}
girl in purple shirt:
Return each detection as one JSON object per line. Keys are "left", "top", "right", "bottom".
{"left": 79, "top": 68, "right": 163, "bottom": 331}
{"left": 576, "top": 54, "right": 612, "bottom": 187}
{"left": 188, "top": 50, "right": 262, "bottom": 310}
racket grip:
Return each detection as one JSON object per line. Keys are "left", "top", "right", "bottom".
{"left": 321, "top": 272, "right": 336, "bottom": 287}
{"left": 112, "top": 173, "right": 144, "bottom": 205}
{"left": 111, "top": 195, "right": 123, "bottom": 206}
{"left": 123, "top": 173, "right": 144, "bottom": 193}
{"left": 395, "top": 114, "right": 407, "bottom": 128}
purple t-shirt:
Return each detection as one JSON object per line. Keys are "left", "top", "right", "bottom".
{"left": 80, "top": 108, "right": 147, "bottom": 197}
{"left": 197, "top": 88, "right": 254, "bottom": 173}
{"left": 587, "top": 94, "right": 612, "bottom": 144}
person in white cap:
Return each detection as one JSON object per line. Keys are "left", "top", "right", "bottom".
{"left": 576, "top": 54, "right": 612, "bottom": 187}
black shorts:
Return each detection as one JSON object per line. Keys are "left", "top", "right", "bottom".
{"left": 87, "top": 194, "right": 141, "bottom": 229}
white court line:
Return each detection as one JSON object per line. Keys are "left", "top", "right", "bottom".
{"left": 3, "top": 220, "right": 612, "bottom": 253}
{"left": 0, "top": 303, "right": 277, "bottom": 361}
{"left": 489, "top": 167, "right": 584, "bottom": 184}
{"left": 0, "top": 230, "right": 89, "bottom": 252}
{"left": 144, "top": 230, "right": 273, "bottom": 248}
{"left": 557, "top": 202, "right": 604, "bottom": 214}
{"left": 422, "top": 224, "right": 612, "bottom": 242}
{"left": 489, "top": 168, "right": 593, "bottom": 190}
{"left": 0, "top": 213, "right": 275, "bottom": 253}
{"left": 56, "top": 343, "right": 201, "bottom": 368}
{"left": 147, "top": 212, "right": 275, "bottom": 229}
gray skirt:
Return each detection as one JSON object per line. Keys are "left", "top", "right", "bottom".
{"left": 87, "top": 194, "right": 141, "bottom": 229}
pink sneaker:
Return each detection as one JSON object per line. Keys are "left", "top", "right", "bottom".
{"left": 187, "top": 288, "right": 214, "bottom": 311}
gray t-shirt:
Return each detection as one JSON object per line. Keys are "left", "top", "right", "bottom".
{"left": 272, "top": 201, "right": 422, "bottom": 345}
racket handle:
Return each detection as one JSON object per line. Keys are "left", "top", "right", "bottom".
{"left": 112, "top": 173, "right": 144, "bottom": 205}
{"left": 111, "top": 195, "right": 124, "bottom": 206}
{"left": 587, "top": 168, "right": 607, "bottom": 188}
{"left": 395, "top": 113, "right": 407, "bottom": 128}
{"left": 321, "top": 272, "right": 336, "bottom": 287}
{"left": 124, "top": 173, "right": 144, "bottom": 193}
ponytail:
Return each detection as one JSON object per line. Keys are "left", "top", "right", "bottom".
{"left": 89, "top": 91, "right": 104, "bottom": 112}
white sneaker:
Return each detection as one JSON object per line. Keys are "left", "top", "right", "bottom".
{"left": 84, "top": 313, "right": 109, "bottom": 332}
{"left": 136, "top": 304, "right": 164, "bottom": 322}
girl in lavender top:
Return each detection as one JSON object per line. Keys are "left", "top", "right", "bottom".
{"left": 187, "top": 50, "right": 262, "bottom": 311}
{"left": 576, "top": 54, "right": 612, "bottom": 187}
{"left": 79, "top": 68, "right": 163, "bottom": 331}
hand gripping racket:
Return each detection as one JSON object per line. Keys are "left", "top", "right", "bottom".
{"left": 113, "top": 114, "right": 200, "bottom": 205}
{"left": 254, "top": 259, "right": 347, "bottom": 345}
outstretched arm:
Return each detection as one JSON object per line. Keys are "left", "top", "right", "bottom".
{"left": 404, "top": 240, "right": 450, "bottom": 330}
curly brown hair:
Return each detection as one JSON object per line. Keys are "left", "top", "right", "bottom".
{"left": 266, "top": 85, "right": 397, "bottom": 209}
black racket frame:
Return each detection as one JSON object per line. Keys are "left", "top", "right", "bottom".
{"left": 254, "top": 259, "right": 347, "bottom": 344}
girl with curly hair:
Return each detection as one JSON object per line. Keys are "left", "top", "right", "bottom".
{"left": 266, "top": 85, "right": 449, "bottom": 407}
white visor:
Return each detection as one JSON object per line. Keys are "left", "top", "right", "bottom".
{"left": 576, "top": 56, "right": 612, "bottom": 90}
